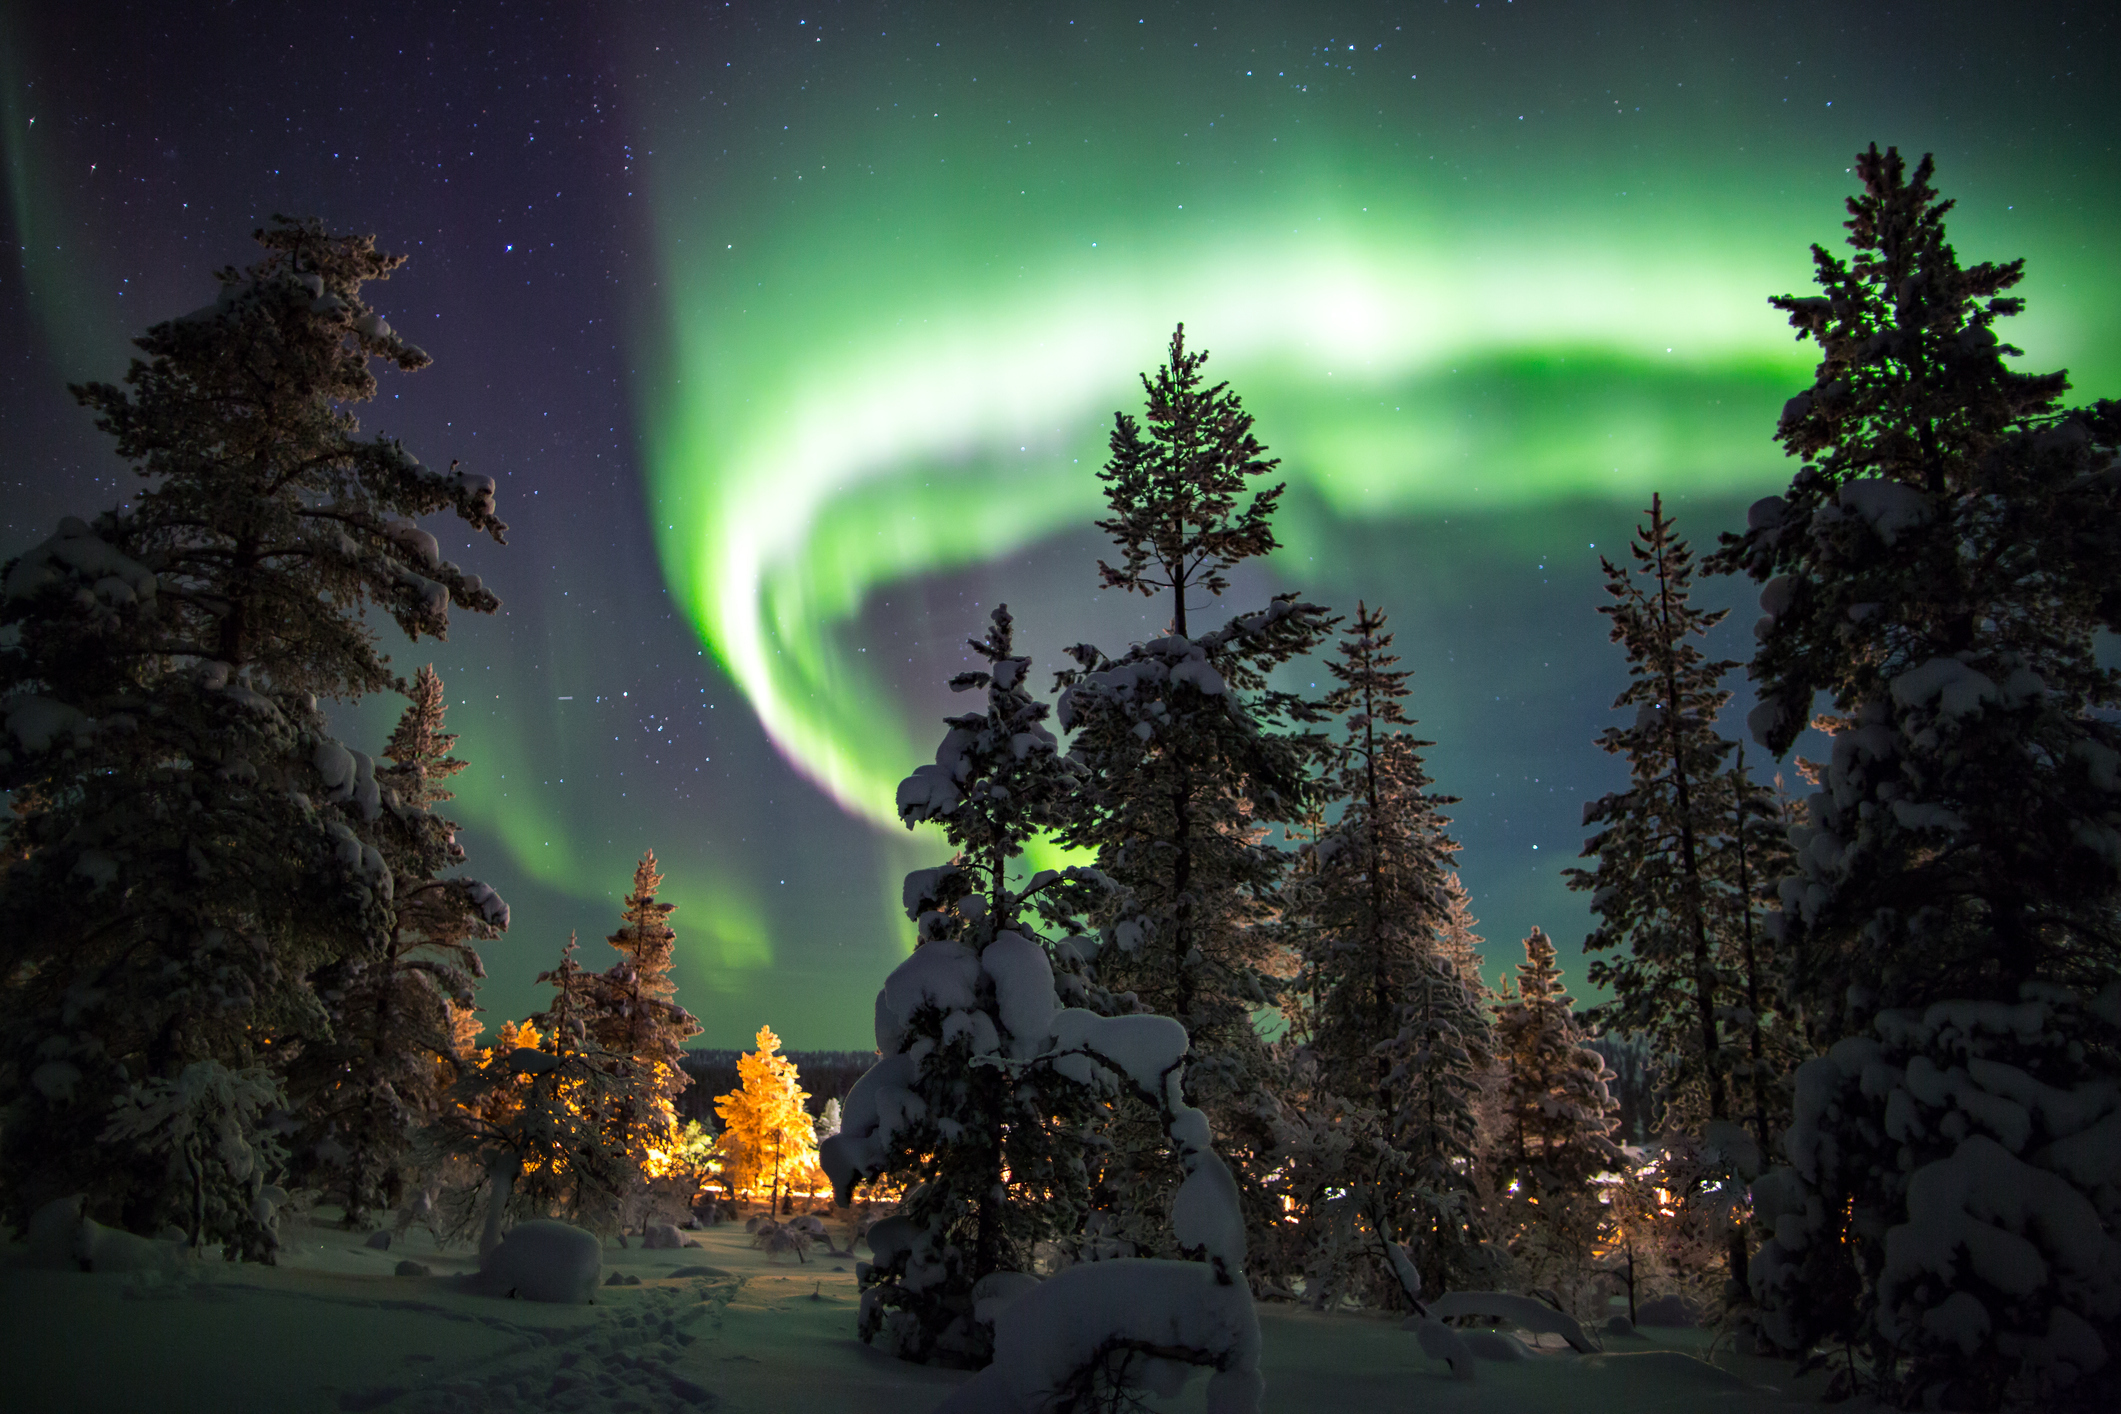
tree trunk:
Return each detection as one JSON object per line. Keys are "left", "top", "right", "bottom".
{"left": 479, "top": 1149, "right": 521, "bottom": 1259}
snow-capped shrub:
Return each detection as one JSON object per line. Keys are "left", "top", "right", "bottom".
{"left": 1750, "top": 984, "right": 2121, "bottom": 1406}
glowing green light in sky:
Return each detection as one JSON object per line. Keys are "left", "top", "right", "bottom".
{"left": 633, "top": 19, "right": 2118, "bottom": 844}
{"left": 645, "top": 211, "right": 1828, "bottom": 827}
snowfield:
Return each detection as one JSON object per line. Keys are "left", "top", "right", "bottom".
{"left": 3, "top": 1208, "right": 1829, "bottom": 1414}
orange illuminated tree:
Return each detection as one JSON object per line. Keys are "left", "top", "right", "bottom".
{"left": 436, "top": 934, "right": 656, "bottom": 1245}
{"left": 714, "top": 1025, "right": 823, "bottom": 1212}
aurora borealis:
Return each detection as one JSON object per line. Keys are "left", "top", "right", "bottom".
{"left": 4, "top": 2, "right": 2117, "bottom": 1047}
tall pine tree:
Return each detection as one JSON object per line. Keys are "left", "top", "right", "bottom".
{"left": 1569, "top": 496, "right": 1742, "bottom": 1131}
{"left": 1713, "top": 147, "right": 2121, "bottom": 1408}
{"left": 1056, "top": 325, "right": 1332, "bottom": 1260}
{"left": 0, "top": 219, "right": 506, "bottom": 1257}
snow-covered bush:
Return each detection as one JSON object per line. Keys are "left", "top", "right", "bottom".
{"left": 1748, "top": 985, "right": 2121, "bottom": 1406}
{"left": 98, "top": 1060, "right": 285, "bottom": 1256}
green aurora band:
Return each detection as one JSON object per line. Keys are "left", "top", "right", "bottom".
{"left": 633, "top": 25, "right": 2118, "bottom": 840}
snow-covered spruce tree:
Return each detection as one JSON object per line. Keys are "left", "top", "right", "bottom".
{"left": 437, "top": 935, "right": 655, "bottom": 1246}
{"left": 1305, "top": 603, "right": 1464, "bottom": 1104}
{"left": 824, "top": 604, "right": 1103, "bottom": 1365}
{"left": 1277, "top": 603, "right": 1492, "bottom": 1301}
{"left": 827, "top": 607, "right": 1267, "bottom": 1409}
{"left": 1056, "top": 324, "right": 1332, "bottom": 1265}
{"left": 1711, "top": 147, "right": 2121, "bottom": 1408}
{"left": 0, "top": 218, "right": 506, "bottom": 1257}
{"left": 1487, "top": 928, "right": 1623, "bottom": 1313}
{"left": 1564, "top": 495, "right": 1789, "bottom": 1295}
{"left": 591, "top": 850, "right": 702, "bottom": 1185}
{"left": 284, "top": 664, "right": 510, "bottom": 1227}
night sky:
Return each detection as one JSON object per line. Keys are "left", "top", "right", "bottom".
{"left": 3, "top": 2, "right": 2115, "bottom": 1048}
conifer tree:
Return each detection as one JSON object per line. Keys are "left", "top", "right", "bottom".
{"left": 1056, "top": 325, "right": 1332, "bottom": 1258}
{"left": 438, "top": 935, "right": 653, "bottom": 1244}
{"left": 1714, "top": 745, "right": 1804, "bottom": 1160}
{"left": 1305, "top": 604, "right": 1468, "bottom": 1105}
{"left": 713, "top": 1024, "right": 822, "bottom": 1213}
{"left": 1436, "top": 873, "right": 1487, "bottom": 984}
{"left": 1713, "top": 147, "right": 2121, "bottom": 1408}
{"left": 1282, "top": 603, "right": 1491, "bottom": 1296}
{"left": 0, "top": 219, "right": 506, "bottom": 1257}
{"left": 1487, "top": 929, "right": 1622, "bottom": 1312}
{"left": 1094, "top": 323, "right": 1284, "bottom": 640}
{"left": 1490, "top": 928, "right": 1622, "bottom": 1197}
{"left": 833, "top": 605, "right": 1114, "bottom": 1365}
{"left": 285, "top": 665, "right": 509, "bottom": 1225}
{"left": 1569, "top": 496, "right": 1742, "bottom": 1131}
{"left": 594, "top": 850, "right": 702, "bottom": 1176}
{"left": 828, "top": 612, "right": 1262, "bottom": 1400}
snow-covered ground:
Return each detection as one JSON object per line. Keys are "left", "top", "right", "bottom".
{"left": 3, "top": 1211, "right": 1827, "bottom": 1413}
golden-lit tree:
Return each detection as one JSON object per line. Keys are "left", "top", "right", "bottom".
{"left": 714, "top": 1025, "right": 823, "bottom": 1212}
{"left": 434, "top": 935, "right": 657, "bottom": 1243}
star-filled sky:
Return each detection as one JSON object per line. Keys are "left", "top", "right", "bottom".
{"left": 4, "top": 1, "right": 2116, "bottom": 1048}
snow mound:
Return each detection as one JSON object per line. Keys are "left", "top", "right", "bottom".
{"left": 1423, "top": 1291, "right": 1599, "bottom": 1352}
{"left": 1579, "top": 1350, "right": 1751, "bottom": 1387}
{"left": 1634, "top": 1293, "right": 1704, "bottom": 1327}
{"left": 1412, "top": 1316, "right": 1477, "bottom": 1379}
{"left": 933, "top": 1259, "right": 1261, "bottom": 1414}
{"left": 21, "top": 1195, "right": 186, "bottom": 1273}
{"left": 466, "top": 1220, "right": 601, "bottom": 1303}
{"left": 1461, "top": 1328, "right": 1536, "bottom": 1361}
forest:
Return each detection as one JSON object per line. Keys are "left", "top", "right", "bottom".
{"left": 2, "top": 145, "right": 2118, "bottom": 1414}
